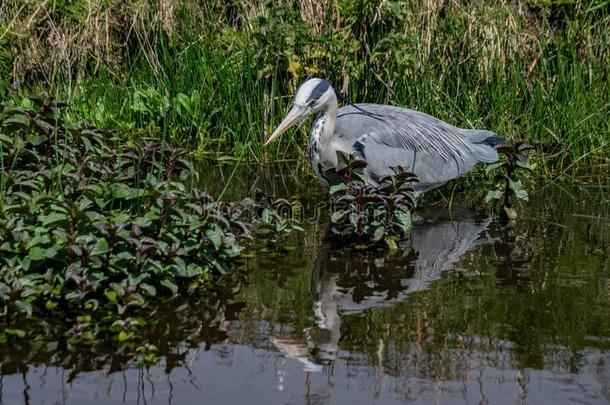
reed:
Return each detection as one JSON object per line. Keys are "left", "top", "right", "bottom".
{"left": 1, "top": 0, "right": 608, "bottom": 174}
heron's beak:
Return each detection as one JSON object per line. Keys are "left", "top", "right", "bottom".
{"left": 264, "top": 105, "right": 308, "bottom": 146}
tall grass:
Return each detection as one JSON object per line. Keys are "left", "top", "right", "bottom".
{"left": 1, "top": 0, "right": 608, "bottom": 174}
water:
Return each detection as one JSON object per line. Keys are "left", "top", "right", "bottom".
{"left": 1, "top": 169, "right": 609, "bottom": 405}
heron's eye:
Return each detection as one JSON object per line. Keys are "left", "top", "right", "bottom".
{"left": 308, "top": 100, "right": 316, "bottom": 107}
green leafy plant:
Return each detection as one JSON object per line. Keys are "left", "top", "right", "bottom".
{"left": 327, "top": 152, "right": 417, "bottom": 247}
{"left": 485, "top": 139, "right": 535, "bottom": 220}
{"left": 0, "top": 96, "right": 302, "bottom": 345}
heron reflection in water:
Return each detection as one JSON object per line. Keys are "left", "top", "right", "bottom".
{"left": 272, "top": 208, "right": 497, "bottom": 371}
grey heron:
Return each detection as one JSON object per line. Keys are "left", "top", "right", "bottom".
{"left": 265, "top": 78, "right": 504, "bottom": 192}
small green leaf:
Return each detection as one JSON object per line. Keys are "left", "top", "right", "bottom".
{"left": 329, "top": 183, "right": 347, "bottom": 194}
{"left": 331, "top": 210, "right": 346, "bottom": 223}
{"left": 485, "top": 161, "right": 505, "bottom": 174}
{"left": 4, "top": 114, "right": 29, "bottom": 128}
{"left": 41, "top": 212, "right": 69, "bottom": 227}
{"left": 508, "top": 176, "right": 523, "bottom": 193}
{"left": 372, "top": 226, "right": 385, "bottom": 242}
{"left": 349, "top": 212, "right": 359, "bottom": 226}
{"left": 261, "top": 208, "right": 272, "bottom": 223}
{"left": 385, "top": 237, "right": 398, "bottom": 251}
{"left": 394, "top": 211, "right": 412, "bottom": 233}
{"left": 516, "top": 158, "right": 534, "bottom": 171}
{"left": 515, "top": 189, "right": 529, "bottom": 201}
{"left": 45, "top": 300, "right": 58, "bottom": 310}
{"left": 77, "top": 315, "right": 92, "bottom": 323}
{"left": 16, "top": 300, "right": 33, "bottom": 316}
{"left": 91, "top": 238, "right": 110, "bottom": 255}
{"left": 104, "top": 290, "right": 117, "bottom": 303}
{"left": 205, "top": 227, "right": 223, "bottom": 250}
{"left": 503, "top": 206, "right": 518, "bottom": 220}
{"left": 27, "top": 133, "right": 46, "bottom": 145}
{"left": 140, "top": 284, "right": 157, "bottom": 296}
{"left": 44, "top": 247, "right": 58, "bottom": 259}
{"left": 28, "top": 246, "right": 46, "bottom": 261}
{"left": 485, "top": 190, "right": 503, "bottom": 204}
{"left": 118, "top": 331, "right": 133, "bottom": 342}
{"left": 160, "top": 279, "right": 178, "bottom": 294}
{"left": 5, "top": 329, "right": 26, "bottom": 338}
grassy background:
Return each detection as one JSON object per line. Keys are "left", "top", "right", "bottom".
{"left": 1, "top": 0, "right": 608, "bottom": 175}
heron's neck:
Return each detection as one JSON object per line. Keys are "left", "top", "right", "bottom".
{"left": 309, "top": 94, "right": 338, "bottom": 184}
{"left": 319, "top": 95, "right": 337, "bottom": 143}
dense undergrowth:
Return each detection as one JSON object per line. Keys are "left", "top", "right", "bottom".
{"left": 0, "top": 0, "right": 608, "bottom": 173}
{"left": 0, "top": 96, "right": 303, "bottom": 347}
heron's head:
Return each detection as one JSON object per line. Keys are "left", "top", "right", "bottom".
{"left": 265, "top": 78, "right": 335, "bottom": 146}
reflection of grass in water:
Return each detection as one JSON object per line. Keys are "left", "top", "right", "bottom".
{"left": 237, "top": 233, "right": 317, "bottom": 337}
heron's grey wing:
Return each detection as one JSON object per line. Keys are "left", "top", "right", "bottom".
{"left": 335, "top": 104, "right": 500, "bottom": 191}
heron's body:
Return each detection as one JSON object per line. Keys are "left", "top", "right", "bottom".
{"left": 267, "top": 79, "right": 503, "bottom": 192}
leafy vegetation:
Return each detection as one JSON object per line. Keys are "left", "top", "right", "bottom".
{"left": 0, "top": 96, "right": 300, "bottom": 345}
{"left": 0, "top": 0, "right": 608, "bottom": 173}
{"left": 328, "top": 152, "right": 417, "bottom": 247}
{"left": 0, "top": 0, "right": 608, "bottom": 386}
{"left": 485, "top": 139, "right": 536, "bottom": 220}
{"left": 0, "top": 95, "right": 422, "bottom": 356}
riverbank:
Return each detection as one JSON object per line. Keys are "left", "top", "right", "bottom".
{"left": 1, "top": 1, "right": 608, "bottom": 173}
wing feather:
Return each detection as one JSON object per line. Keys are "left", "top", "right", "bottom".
{"left": 334, "top": 104, "right": 493, "bottom": 191}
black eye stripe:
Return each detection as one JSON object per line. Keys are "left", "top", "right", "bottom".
{"left": 308, "top": 80, "right": 330, "bottom": 101}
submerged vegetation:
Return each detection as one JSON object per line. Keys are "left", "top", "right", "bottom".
{"left": 0, "top": 0, "right": 608, "bottom": 172}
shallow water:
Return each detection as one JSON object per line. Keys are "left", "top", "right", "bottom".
{"left": 1, "top": 169, "right": 610, "bottom": 405}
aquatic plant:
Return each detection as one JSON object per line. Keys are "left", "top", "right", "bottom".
{"left": 485, "top": 139, "right": 536, "bottom": 220}
{"left": 0, "top": 96, "right": 300, "bottom": 345}
{"left": 327, "top": 152, "right": 417, "bottom": 247}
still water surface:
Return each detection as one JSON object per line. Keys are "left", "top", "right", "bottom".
{"left": 1, "top": 168, "right": 609, "bottom": 404}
